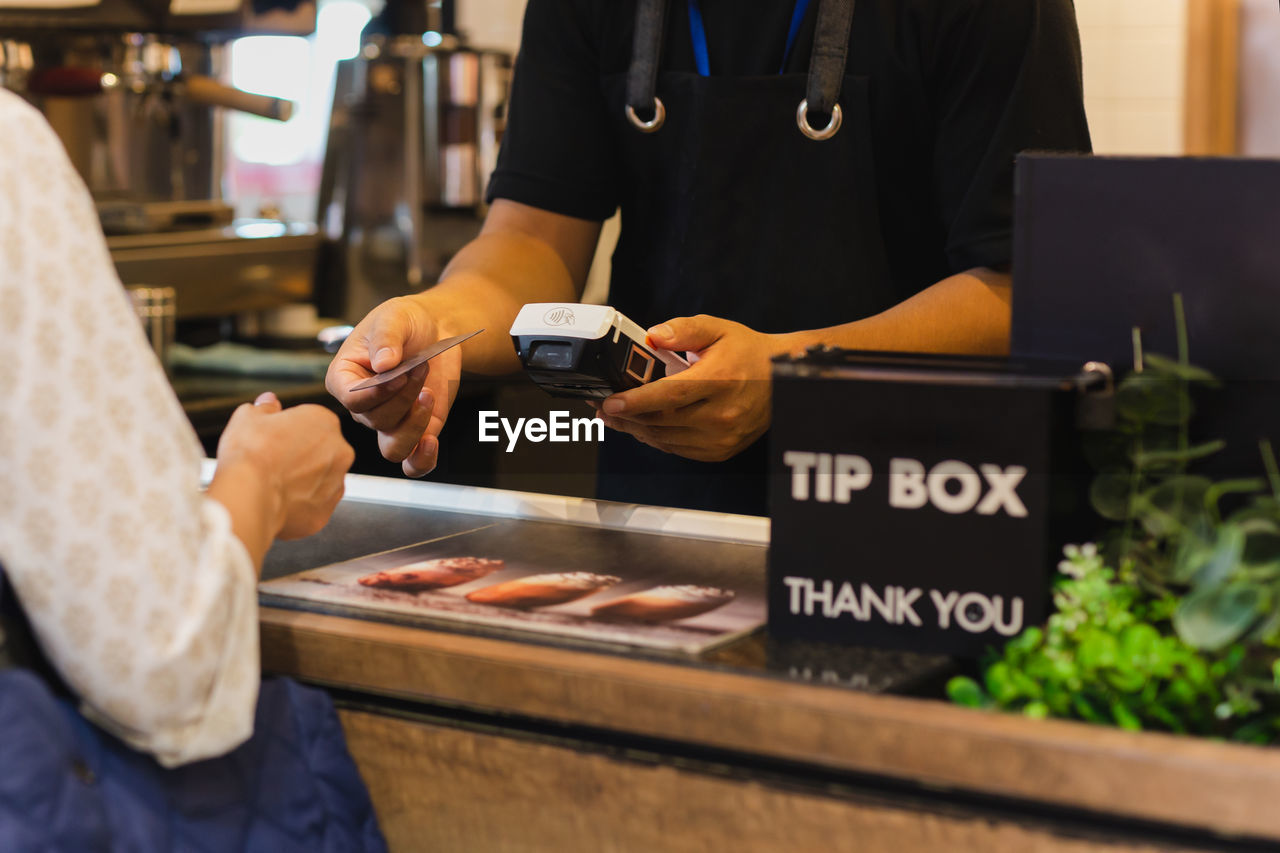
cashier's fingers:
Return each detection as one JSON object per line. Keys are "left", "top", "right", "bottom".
{"left": 346, "top": 362, "right": 430, "bottom": 432}
{"left": 326, "top": 296, "right": 436, "bottom": 404}
{"left": 402, "top": 385, "right": 452, "bottom": 476}
{"left": 603, "top": 398, "right": 708, "bottom": 428}
{"left": 601, "top": 373, "right": 711, "bottom": 418}
{"left": 377, "top": 387, "right": 434, "bottom": 463}
{"left": 403, "top": 433, "right": 440, "bottom": 478}
{"left": 606, "top": 427, "right": 722, "bottom": 463}
{"left": 600, "top": 415, "right": 697, "bottom": 449}
{"left": 601, "top": 408, "right": 763, "bottom": 463}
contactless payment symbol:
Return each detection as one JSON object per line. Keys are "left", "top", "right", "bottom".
{"left": 543, "top": 307, "right": 576, "bottom": 327}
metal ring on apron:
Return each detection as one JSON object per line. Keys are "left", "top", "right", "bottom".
{"left": 626, "top": 97, "right": 667, "bottom": 133}
{"left": 796, "top": 99, "right": 842, "bottom": 141}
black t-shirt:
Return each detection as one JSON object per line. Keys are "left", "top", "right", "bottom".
{"left": 487, "top": 0, "right": 1092, "bottom": 295}
{"left": 487, "top": 0, "right": 1092, "bottom": 515}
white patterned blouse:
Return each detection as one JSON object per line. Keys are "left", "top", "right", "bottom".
{"left": 0, "top": 89, "right": 259, "bottom": 767}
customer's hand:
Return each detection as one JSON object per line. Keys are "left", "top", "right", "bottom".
{"left": 596, "top": 315, "right": 794, "bottom": 462}
{"left": 325, "top": 296, "right": 461, "bottom": 477}
{"left": 217, "top": 392, "right": 355, "bottom": 540}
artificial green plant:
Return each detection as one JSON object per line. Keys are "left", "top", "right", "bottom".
{"left": 948, "top": 296, "right": 1280, "bottom": 742}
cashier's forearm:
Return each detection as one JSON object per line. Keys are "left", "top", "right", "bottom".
{"left": 784, "top": 268, "right": 1012, "bottom": 356}
{"left": 410, "top": 231, "right": 581, "bottom": 374}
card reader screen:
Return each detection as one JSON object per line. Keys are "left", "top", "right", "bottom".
{"left": 528, "top": 341, "right": 575, "bottom": 370}
{"left": 625, "top": 344, "right": 655, "bottom": 383}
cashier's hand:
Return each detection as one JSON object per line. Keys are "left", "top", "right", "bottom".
{"left": 325, "top": 296, "right": 460, "bottom": 477}
{"left": 597, "top": 315, "right": 789, "bottom": 463}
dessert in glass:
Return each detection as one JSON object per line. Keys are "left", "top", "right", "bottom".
{"left": 590, "top": 585, "right": 735, "bottom": 622}
{"left": 357, "top": 557, "right": 504, "bottom": 592}
{"left": 465, "top": 571, "right": 621, "bottom": 608}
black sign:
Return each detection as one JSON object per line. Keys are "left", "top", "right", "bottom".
{"left": 768, "top": 352, "right": 1100, "bottom": 656}
{"left": 1012, "top": 154, "right": 1280, "bottom": 479}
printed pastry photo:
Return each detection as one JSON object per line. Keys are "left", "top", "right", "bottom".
{"left": 357, "top": 557, "right": 504, "bottom": 593}
{"left": 465, "top": 571, "right": 621, "bottom": 608}
{"left": 590, "top": 585, "right": 735, "bottom": 622}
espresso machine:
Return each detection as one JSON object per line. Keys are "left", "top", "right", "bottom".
{"left": 0, "top": 0, "right": 320, "bottom": 321}
{"left": 313, "top": 1, "right": 512, "bottom": 322}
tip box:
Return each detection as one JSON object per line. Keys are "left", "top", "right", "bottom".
{"left": 767, "top": 351, "right": 1107, "bottom": 657}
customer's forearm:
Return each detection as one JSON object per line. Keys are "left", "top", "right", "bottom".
{"left": 205, "top": 457, "right": 281, "bottom": 572}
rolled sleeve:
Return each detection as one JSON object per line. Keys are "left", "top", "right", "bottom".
{"left": 485, "top": 0, "right": 620, "bottom": 221}
{"left": 0, "top": 91, "right": 261, "bottom": 767}
{"left": 927, "top": 0, "right": 1092, "bottom": 273}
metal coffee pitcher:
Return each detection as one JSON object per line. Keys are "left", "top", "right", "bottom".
{"left": 314, "top": 32, "right": 511, "bottom": 322}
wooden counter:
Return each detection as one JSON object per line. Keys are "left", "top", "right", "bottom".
{"left": 247, "top": 475, "right": 1280, "bottom": 851}
{"left": 261, "top": 606, "right": 1280, "bottom": 851}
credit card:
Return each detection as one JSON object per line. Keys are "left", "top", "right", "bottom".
{"left": 348, "top": 329, "right": 483, "bottom": 392}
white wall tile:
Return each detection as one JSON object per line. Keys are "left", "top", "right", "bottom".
{"left": 1074, "top": 0, "right": 1115, "bottom": 29}
{"left": 457, "top": 0, "right": 527, "bottom": 54}
{"left": 1077, "top": 0, "right": 1188, "bottom": 155}
{"left": 1111, "top": 31, "right": 1185, "bottom": 99}
{"left": 1115, "top": 0, "right": 1187, "bottom": 29}
{"left": 1110, "top": 104, "right": 1183, "bottom": 155}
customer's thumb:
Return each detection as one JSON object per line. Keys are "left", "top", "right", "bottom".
{"left": 253, "top": 391, "right": 282, "bottom": 413}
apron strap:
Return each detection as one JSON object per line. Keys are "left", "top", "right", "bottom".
{"left": 798, "top": 0, "right": 855, "bottom": 141}
{"left": 626, "top": 0, "right": 669, "bottom": 132}
{"left": 625, "top": 0, "right": 854, "bottom": 140}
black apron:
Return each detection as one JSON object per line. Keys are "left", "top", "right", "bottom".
{"left": 597, "top": 0, "right": 896, "bottom": 516}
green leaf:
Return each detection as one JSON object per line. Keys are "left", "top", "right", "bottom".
{"left": 1242, "top": 531, "right": 1280, "bottom": 571}
{"left": 1005, "top": 626, "right": 1044, "bottom": 656}
{"left": 1229, "top": 717, "right": 1278, "bottom": 745}
{"left": 1165, "top": 677, "right": 1198, "bottom": 706}
{"left": 1132, "top": 440, "right": 1226, "bottom": 469}
{"left": 1134, "top": 477, "right": 1212, "bottom": 539}
{"left": 1173, "top": 584, "right": 1264, "bottom": 651}
{"left": 1022, "top": 701, "right": 1050, "bottom": 719}
{"left": 1077, "top": 630, "right": 1119, "bottom": 671}
{"left": 1172, "top": 536, "right": 1217, "bottom": 584}
{"left": 1043, "top": 683, "right": 1073, "bottom": 715}
{"left": 1261, "top": 441, "right": 1280, "bottom": 500}
{"left": 1105, "top": 668, "right": 1148, "bottom": 693}
{"left": 1144, "top": 703, "right": 1187, "bottom": 733}
{"left": 1119, "top": 623, "right": 1161, "bottom": 661}
{"left": 1071, "top": 693, "right": 1105, "bottom": 722}
{"left": 1110, "top": 699, "right": 1143, "bottom": 731}
{"left": 1205, "top": 479, "right": 1266, "bottom": 519}
{"left": 1182, "top": 655, "right": 1210, "bottom": 689}
{"left": 1249, "top": 601, "right": 1280, "bottom": 645}
{"left": 946, "top": 676, "right": 988, "bottom": 708}
{"left": 984, "top": 662, "right": 1021, "bottom": 705}
{"left": 1142, "top": 352, "right": 1219, "bottom": 385}
{"left": 1190, "top": 524, "right": 1247, "bottom": 591}
{"left": 1227, "top": 499, "right": 1280, "bottom": 531}
{"left": 1115, "top": 374, "right": 1193, "bottom": 427}
{"left": 1090, "top": 473, "right": 1135, "bottom": 521}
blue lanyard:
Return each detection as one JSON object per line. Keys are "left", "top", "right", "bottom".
{"left": 687, "top": 0, "right": 812, "bottom": 77}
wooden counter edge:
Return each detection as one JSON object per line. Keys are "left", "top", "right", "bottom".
{"left": 260, "top": 606, "right": 1280, "bottom": 841}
